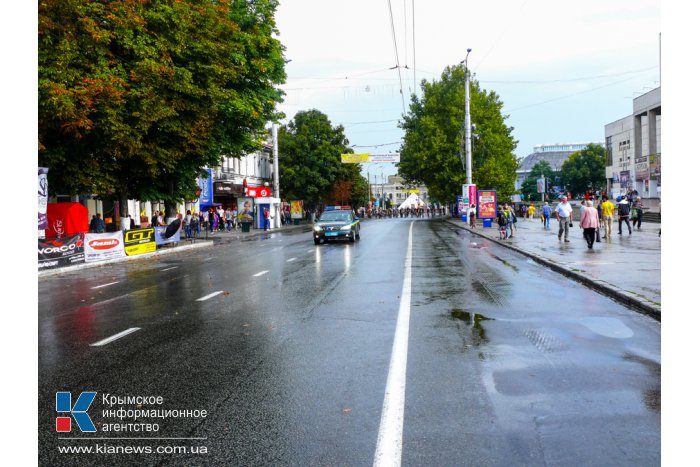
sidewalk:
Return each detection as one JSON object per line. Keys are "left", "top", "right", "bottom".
{"left": 445, "top": 216, "right": 661, "bottom": 321}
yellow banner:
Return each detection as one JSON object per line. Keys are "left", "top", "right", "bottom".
{"left": 341, "top": 153, "right": 369, "bottom": 163}
{"left": 401, "top": 189, "right": 421, "bottom": 193}
{"left": 125, "top": 242, "right": 156, "bottom": 256}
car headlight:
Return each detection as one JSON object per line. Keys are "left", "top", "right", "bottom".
{"left": 340, "top": 224, "right": 352, "bottom": 231}
{"left": 313, "top": 225, "right": 323, "bottom": 232}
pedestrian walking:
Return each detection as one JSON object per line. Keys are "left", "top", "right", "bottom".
{"left": 555, "top": 195, "right": 573, "bottom": 242}
{"left": 631, "top": 196, "right": 644, "bottom": 230}
{"left": 527, "top": 204, "right": 536, "bottom": 221}
{"left": 600, "top": 195, "right": 615, "bottom": 239}
{"left": 541, "top": 202, "right": 551, "bottom": 229}
{"left": 497, "top": 206, "right": 508, "bottom": 240}
{"left": 579, "top": 200, "right": 600, "bottom": 249}
{"left": 506, "top": 203, "right": 517, "bottom": 238}
{"left": 617, "top": 196, "right": 632, "bottom": 235}
{"left": 468, "top": 204, "right": 476, "bottom": 228}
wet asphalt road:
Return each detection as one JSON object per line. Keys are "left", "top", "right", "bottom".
{"left": 38, "top": 218, "right": 660, "bottom": 466}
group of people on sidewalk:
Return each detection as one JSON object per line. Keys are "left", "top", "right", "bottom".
{"left": 546, "top": 192, "right": 646, "bottom": 249}
{"left": 489, "top": 191, "right": 648, "bottom": 250}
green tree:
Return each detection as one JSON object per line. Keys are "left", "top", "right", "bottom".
{"left": 520, "top": 160, "right": 557, "bottom": 201}
{"left": 559, "top": 144, "right": 606, "bottom": 197}
{"left": 397, "top": 65, "right": 518, "bottom": 204}
{"left": 278, "top": 110, "right": 365, "bottom": 208}
{"left": 38, "top": 0, "right": 286, "bottom": 220}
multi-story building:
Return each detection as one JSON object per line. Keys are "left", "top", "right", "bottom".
{"left": 604, "top": 87, "right": 661, "bottom": 200}
{"left": 369, "top": 174, "right": 430, "bottom": 208}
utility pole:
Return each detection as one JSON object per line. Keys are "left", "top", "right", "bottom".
{"left": 272, "top": 123, "right": 280, "bottom": 228}
{"left": 541, "top": 173, "right": 545, "bottom": 203}
{"left": 465, "top": 48, "right": 473, "bottom": 185}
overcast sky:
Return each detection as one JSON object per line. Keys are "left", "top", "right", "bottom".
{"left": 274, "top": 0, "right": 661, "bottom": 180}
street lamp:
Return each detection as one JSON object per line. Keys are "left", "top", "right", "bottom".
{"left": 464, "top": 48, "right": 473, "bottom": 185}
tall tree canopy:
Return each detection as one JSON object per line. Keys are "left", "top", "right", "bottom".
{"left": 397, "top": 65, "right": 518, "bottom": 203}
{"left": 38, "top": 0, "right": 286, "bottom": 216}
{"left": 559, "top": 144, "right": 606, "bottom": 197}
{"left": 278, "top": 110, "right": 366, "bottom": 208}
{"left": 520, "top": 160, "right": 557, "bottom": 201}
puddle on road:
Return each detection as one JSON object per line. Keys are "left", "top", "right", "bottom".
{"left": 623, "top": 353, "right": 661, "bottom": 413}
{"left": 449, "top": 309, "right": 494, "bottom": 357}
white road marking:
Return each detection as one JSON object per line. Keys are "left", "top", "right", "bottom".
{"left": 374, "top": 221, "right": 413, "bottom": 467}
{"left": 90, "top": 328, "right": 141, "bottom": 347}
{"left": 253, "top": 270, "right": 269, "bottom": 277}
{"left": 287, "top": 258, "right": 296, "bottom": 262}
{"left": 196, "top": 291, "right": 224, "bottom": 301}
{"left": 161, "top": 266, "right": 178, "bottom": 271}
{"left": 91, "top": 281, "right": 119, "bottom": 289}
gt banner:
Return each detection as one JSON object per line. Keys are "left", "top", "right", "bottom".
{"left": 38, "top": 234, "right": 85, "bottom": 270}
{"left": 476, "top": 190, "right": 498, "bottom": 219}
{"left": 84, "top": 232, "right": 126, "bottom": 263}
{"left": 123, "top": 228, "right": 156, "bottom": 256}
{"left": 290, "top": 200, "right": 303, "bottom": 219}
{"left": 38, "top": 167, "right": 49, "bottom": 230}
{"left": 155, "top": 226, "right": 181, "bottom": 246}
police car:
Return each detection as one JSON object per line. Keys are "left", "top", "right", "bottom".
{"left": 313, "top": 206, "right": 361, "bottom": 244}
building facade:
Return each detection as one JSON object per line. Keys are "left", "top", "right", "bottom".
{"left": 604, "top": 87, "right": 661, "bottom": 200}
{"left": 369, "top": 174, "right": 430, "bottom": 208}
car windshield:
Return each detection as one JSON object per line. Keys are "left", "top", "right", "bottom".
{"left": 319, "top": 211, "right": 352, "bottom": 222}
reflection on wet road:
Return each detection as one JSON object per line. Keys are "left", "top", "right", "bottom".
{"left": 38, "top": 218, "right": 659, "bottom": 466}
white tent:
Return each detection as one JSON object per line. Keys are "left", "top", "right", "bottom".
{"left": 398, "top": 193, "right": 426, "bottom": 210}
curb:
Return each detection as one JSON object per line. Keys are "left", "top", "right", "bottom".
{"left": 445, "top": 218, "right": 661, "bottom": 322}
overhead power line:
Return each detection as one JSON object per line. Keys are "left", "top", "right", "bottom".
{"left": 351, "top": 141, "right": 402, "bottom": 148}
{"left": 387, "top": 0, "right": 406, "bottom": 114}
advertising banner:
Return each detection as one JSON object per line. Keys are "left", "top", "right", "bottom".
{"left": 38, "top": 234, "right": 85, "bottom": 270}
{"left": 341, "top": 153, "right": 369, "bottom": 163}
{"left": 38, "top": 167, "right": 49, "bottom": 230}
{"left": 369, "top": 154, "right": 400, "bottom": 163}
{"left": 537, "top": 177, "right": 545, "bottom": 193}
{"left": 197, "top": 169, "right": 213, "bottom": 205}
{"left": 84, "top": 232, "right": 126, "bottom": 263}
{"left": 290, "top": 200, "right": 303, "bottom": 219}
{"left": 155, "top": 226, "right": 181, "bottom": 246}
{"left": 246, "top": 186, "right": 271, "bottom": 198}
{"left": 620, "top": 171, "right": 631, "bottom": 189}
{"left": 476, "top": 190, "right": 498, "bottom": 219}
{"left": 123, "top": 228, "right": 156, "bottom": 256}
{"left": 237, "top": 197, "right": 255, "bottom": 223}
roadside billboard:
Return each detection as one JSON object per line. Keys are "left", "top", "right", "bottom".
{"left": 84, "top": 232, "right": 126, "bottom": 263}
{"left": 123, "top": 228, "right": 156, "bottom": 256}
{"left": 476, "top": 190, "right": 497, "bottom": 219}
{"left": 237, "top": 197, "right": 255, "bottom": 223}
{"left": 38, "top": 234, "right": 85, "bottom": 270}
{"left": 290, "top": 200, "right": 303, "bottom": 219}
{"left": 155, "top": 226, "right": 181, "bottom": 246}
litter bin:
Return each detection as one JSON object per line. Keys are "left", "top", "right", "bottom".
{"left": 294, "top": 219, "right": 300, "bottom": 225}
{"left": 483, "top": 218, "right": 492, "bottom": 228}
{"left": 241, "top": 222, "right": 251, "bottom": 233}
{"left": 461, "top": 214, "right": 467, "bottom": 222}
